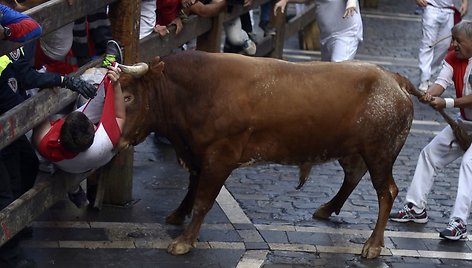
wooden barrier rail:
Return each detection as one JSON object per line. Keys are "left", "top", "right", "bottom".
{"left": 0, "top": 0, "right": 319, "bottom": 247}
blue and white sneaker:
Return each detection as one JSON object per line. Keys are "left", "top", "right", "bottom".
{"left": 439, "top": 218, "right": 468, "bottom": 241}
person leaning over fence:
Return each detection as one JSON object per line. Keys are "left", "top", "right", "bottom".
{"left": 32, "top": 41, "right": 124, "bottom": 208}
{"left": 390, "top": 21, "right": 472, "bottom": 241}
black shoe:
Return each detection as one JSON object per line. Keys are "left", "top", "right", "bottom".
{"left": 102, "top": 40, "right": 123, "bottom": 67}
{"left": 86, "top": 184, "right": 97, "bottom": 206}
{"left": 259, "top": 20, "right": 275, "bottom": 36}
{"left": 67, "top": 186, "right": 89, "bottom": 208}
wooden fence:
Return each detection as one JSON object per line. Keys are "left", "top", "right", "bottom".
{"left": 0, "top": 0, "right": 323, "bottom": 247}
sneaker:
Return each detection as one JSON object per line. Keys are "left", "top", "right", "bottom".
{"left": 67, "top": 185, "right": 89, "bottom": 208}
{"left": 418, "top": 80, "right": 430, "bottom": 92}
{"left": 389, "top": 202, "right": 428, "bottom": 223}
{"left": 439, "top": 218, "right": 468, "bottom": 240}
{"left": 242, "top": 39, "right": 257, "bottom": 55}
{"left": 102, "top": 40, "right": 123, "bottom": 68}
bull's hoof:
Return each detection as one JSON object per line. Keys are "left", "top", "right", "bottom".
{"left": 165, "top": 212, "right": 185, "bottom": 225}
{"left": 313, "top": 205, "right": 332, "bottom": 219}
{"left": 361, "top": 243, "right": 382, "bottom": 259}
{"left": 167, "top": 239, "right": 194, "bottom": 255}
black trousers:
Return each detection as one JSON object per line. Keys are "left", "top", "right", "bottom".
{"left": 0, "top": 135, "right": 38, "bottom": 264}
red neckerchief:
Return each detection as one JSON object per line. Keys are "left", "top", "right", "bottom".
{"left": 37, "top": 118, "right": 79, "bottom": 161}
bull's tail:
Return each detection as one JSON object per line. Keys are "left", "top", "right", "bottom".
{"left": 392, "top": 72, "right": 423, "bottom": 99}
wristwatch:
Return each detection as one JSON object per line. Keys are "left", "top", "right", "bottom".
{"left": 3, "top": 26, "right": 11, "bottom": 40}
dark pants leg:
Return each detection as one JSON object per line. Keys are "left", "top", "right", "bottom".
{"left": 87, "top": 9, "right": 112, "bottom": 55}
{"left": 0, "top": 137, "right": 38, "bottom": 267}
{"left": 1, "top": 136, "right": 38, "bottom": 198}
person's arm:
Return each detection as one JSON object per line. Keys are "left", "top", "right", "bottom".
{"left": 106, "top": 65, "right": 125, "bottom": 130}
{"left": 0, "top": 4, "right": 42, "bottom": 42}
{"left": 10, "top": 54, "right": 97, "bottom": 99}
{"left": 344, "top": 0, "right": 358, "bottom": 18}
{"left": 274, "top": 0, "right": 288, "bottom": 15}
{"left": 416, "top": 0, "right": 427, "bottom": 8}
{"left": 460, "top": 0, "right": 468, "bottom": 17}
{"left": 187, "top": 0, "right": 226, "bottom": 17}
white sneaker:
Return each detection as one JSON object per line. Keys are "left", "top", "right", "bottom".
{"left": 418, "top": 80, "right": 430, "bottom": 92}
{"left": 242, "top": 39, "right": 257, "bottom": 55}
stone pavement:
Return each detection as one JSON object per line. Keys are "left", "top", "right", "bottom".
{"left": 18, "top": 0, "right": 472, "bottom": 267}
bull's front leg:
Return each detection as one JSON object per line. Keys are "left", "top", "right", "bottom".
{"left": 314, "top": 155, "right": 367, "bottom": 219}
{"left": 166, "top": 173, "right": 198, "bottom": 225}
{"left": 167, "top": 164, "right": 233, "bottom": 255}
{"left": 361, "top": 170, "right": 398, "bottom": 259}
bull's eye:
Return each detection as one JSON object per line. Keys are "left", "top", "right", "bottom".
{"left": 124, "top": 96, "right": 132, "bottom": 103}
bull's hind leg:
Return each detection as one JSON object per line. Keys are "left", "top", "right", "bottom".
{"left": 166, "top": 173, "right": 198, "bottom": 225}
{"left": 314, "top": 155, "right": 367, "bottom": 219}
{"left": 167, "top": 163, "right": 234, "bottom": 255}
{"left": 361, "top": 157, "right": 399, "bottom": 259}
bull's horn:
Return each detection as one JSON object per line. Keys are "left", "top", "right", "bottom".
{"left": 117, "top": 62, "right": 149, "bottom": 77}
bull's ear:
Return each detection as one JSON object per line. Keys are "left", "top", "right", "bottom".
{"left": 151, "top": 61, "right": 165, "bottom": 75}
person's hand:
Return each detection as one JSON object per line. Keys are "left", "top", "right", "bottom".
{"left": 62, "top": 75, "right": 97, "bottom": 99}
{"left": 274, "top": 0, "right": 288, "bottom": 15}
{"left": 106, "top": 65, "right": 121, "bottom": 85}
{"left": 243, "top": 0, "right": 252, "bottom": 7}
{"left": 154, "top": 24, "right": 170, "bottom": 36}
{"left": 169, "top": 17, "right": 183, "bottom": 35}
{"left": 343, "top": 7, "right": 357, "bottom": 18}
{"left": 181, "top": 0, "right": 196, "bottom": 8}
{"left": 429, "top": 97, "right": 446, "bottom": 110}
{"left": 416, "top": 0, "right": 427, "bottom": 8}
{"left": 419, "top": 92, "right": 434, "bottom": 103}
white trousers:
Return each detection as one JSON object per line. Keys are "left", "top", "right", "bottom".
{"left": 418, "top": 5, "right": 453, "bottom": 82}
{"left": 406, "top": 122, "right": 472, "bottom": 224}
{"left": 224, "top": 18, "right": 250, "bottom": 46}
{"left": 320, "top": 35, "right": 359, "bottom": 62}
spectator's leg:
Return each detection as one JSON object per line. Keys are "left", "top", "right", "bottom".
{"left": 72, "top": 16, "right": 91, "bottom": 66}
{"left": 87, "top": 9, "right": 113, "bottom": 55}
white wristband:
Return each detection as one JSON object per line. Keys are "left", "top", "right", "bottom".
{"left": 444, "top": 98, "right": 455, "bottom": 108}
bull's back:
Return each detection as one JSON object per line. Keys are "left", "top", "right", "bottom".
{"left": 164, "top": 52, "right": 413, "bottom": 162}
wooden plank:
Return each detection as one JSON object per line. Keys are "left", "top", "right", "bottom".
{"left": 0, "top": 88, "right": 77, "bottom": 150}
{"left": 0, "top": 170, "right": 92, "bottom": 246}
{"left": 284, "top": 3, "right": 316, "bottom": 37}
{"left": 140, "top": 16, "right": 213, "bottom": 60}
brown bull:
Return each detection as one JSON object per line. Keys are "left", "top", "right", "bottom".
{"left": 118, "top": 50, "right": 420, "bottom": 259}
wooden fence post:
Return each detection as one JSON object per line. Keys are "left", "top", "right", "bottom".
{"left": 298, "top": 20, "right": 320, "bottom": 51}
{"left": 272, "top": 8, "right": 286, "bottom": 58}
{"left": 96, "top": 0, "right": 141, "bottom": 206}
{"left": 196, "top": 13, "right": 224, "bottom": 52}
